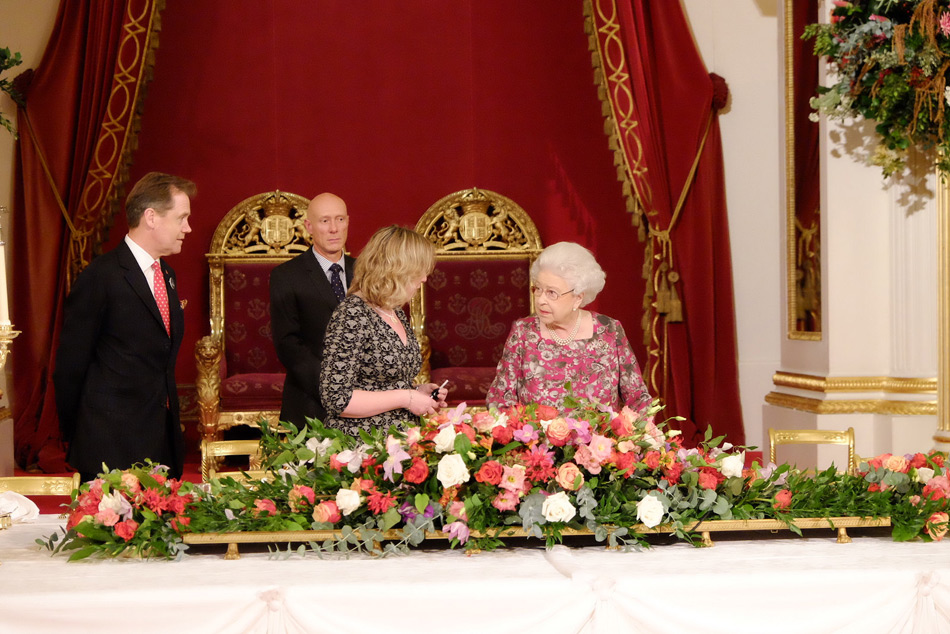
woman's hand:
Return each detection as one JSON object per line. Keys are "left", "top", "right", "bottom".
{"left": 420, "top": 382, "right": 448, "bottom": 408}
{"left": 406, "top": 386, "right": 439, "bottom": 416}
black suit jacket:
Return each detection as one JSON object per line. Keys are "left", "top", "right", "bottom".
{"left": 270, "top": 250, "right": 356, "bottom": 428}
{"left": 53, "top": 240, "right": 185, "bottom": 477}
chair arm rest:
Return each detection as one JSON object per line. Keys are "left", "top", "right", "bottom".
{"left": 195, "top": 335, "right": 224, "bottom": 442}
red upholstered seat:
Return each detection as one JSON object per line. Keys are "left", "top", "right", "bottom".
{"left": 195, "top": 191, "right": 312, "bottom": 445}
{"left": 410, "top": 188, "right": 542, "bottom": 406}
{"left": 218, "top": 261, "right": 285, "bottom": 412}
{"left": 424, "top": 259, "right": 532, "bottom": 405}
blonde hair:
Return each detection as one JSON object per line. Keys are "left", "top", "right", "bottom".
{"left": 530, "top": 241, "right": 605, "bottom": 307}
{"left": 351, "top": 225, "right": 435, "bottom": 307}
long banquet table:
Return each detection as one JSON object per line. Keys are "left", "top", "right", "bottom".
{"left": 1, "top": 516, "right": 949, "bottom": 633}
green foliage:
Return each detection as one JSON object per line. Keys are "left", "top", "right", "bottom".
{"left": 806, "top": 2, "right": 950, "bottom": 177}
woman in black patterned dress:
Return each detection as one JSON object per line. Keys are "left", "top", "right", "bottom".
{"left": 319, "top": 225, "right": 448, "bottom": 434}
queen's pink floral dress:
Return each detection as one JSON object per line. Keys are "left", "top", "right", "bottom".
{"left": 486, "top": 312, "right": 651, "bottom": 413}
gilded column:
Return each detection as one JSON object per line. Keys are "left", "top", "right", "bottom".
{"left": 936, "top": 170, "right": 950, "bottom": 451}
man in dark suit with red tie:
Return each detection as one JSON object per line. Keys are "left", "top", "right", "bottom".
{"left": 54, "top": 172, "right": 196, "bottom": 482}
{"left": 270, "top": 192, "right": 355, "bottom": 428}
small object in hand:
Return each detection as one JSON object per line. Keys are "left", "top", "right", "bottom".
{"left": 431, "top": 379, "right": 448, "bottom": 400}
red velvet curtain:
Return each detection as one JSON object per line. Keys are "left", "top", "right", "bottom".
{"left": 12, "top": 0, "right": 162, "bottom": 472}
{"left": 586, "top": 0, "right": 744, "bottom": 445}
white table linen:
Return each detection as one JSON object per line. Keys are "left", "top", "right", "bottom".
{"left": 1, "top": 516, "right": 948, "bottom": 634}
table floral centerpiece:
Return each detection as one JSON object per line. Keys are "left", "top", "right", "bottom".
{"left": 806, "top": 0, "right": 950, "bottom": 177}
{"left": 40, "top": 396, "right": 950, "bottom": 559}
{"left": 38, "top": 463, "right": 201, "bottom": 560}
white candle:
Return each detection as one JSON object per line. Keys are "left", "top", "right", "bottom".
{"left": 0, "top": 213, "right": 9, "bottom": 325}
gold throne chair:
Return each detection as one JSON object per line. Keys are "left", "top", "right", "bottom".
{"left": 411, "top": 188, "right": 542, "bottom": 406}
{"left": 195, "top": 191, "right": 312, "bottom": 444}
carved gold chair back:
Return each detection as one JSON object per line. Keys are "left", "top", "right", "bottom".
{"left": 195, "top": 191, "right": 312, "bottom": 444}
{"left": 411, "top": 187, "right": 542, "bottom": 406}
{"left": 0, "top": 472, "right": 81, "bottom": 496}
{"left": 0, "top": 473, "right": 81, "bottom": 520}
{"left": 768, "top": 427, "right": 857, "bottom": 476}
{"left": 200, "top": 438, "right": 270, "bottom": 483}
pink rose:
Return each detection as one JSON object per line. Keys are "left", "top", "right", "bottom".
{"left": 884, "top": 454, "right": 909, "bottom": 473}
{"left": 773, "top": 489, "right": 792, "bottom": 510}
{"left": 555, "top": 463, "right": 584, "bottom": 491}
{"left": 927, "top": 512, "right": 949, "bottom": 541}
{"left": 610, "top": 414, "right": 633, "bottom": 438}
{"left": 546, "top": 418, "right": 572, "bottom": 446}
{"left": 289, "top": 485, "right": 316, "bottom": 511}
{"left": 312, "top": 500, "right": 341, "bottom": 524}
{"left": 254, "top": 498, "right": 277, "bottom": 516}
{"left": 472, "top": 411, "right": 497, "bottom": 433}
{"left": 95, "top": 508, "right": 120, "bottom": 527}
{"left": 120, "top": 473, "right": 142, "bottom": 493}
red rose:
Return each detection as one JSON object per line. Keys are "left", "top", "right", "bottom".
{"left": 698, "top": 471, "right": 718, "bottom": 490}
{"left": 773, "top": 489, "right": 792, "bottom": 510}
{"left": 114, "top": 519, "right": 139, "bottom": 541}
{"left": 492, "top": 425, "right": 514, "bottom": 446}
{"left": 536, "top": 404, "right": 558, "bottom": 421}
{"left": 611, "top": 415, "right": 633, "bottom": 438}
{"left": 644, "top": 451, "right": 661, "bottom": 470}
{"left": 933, "top": 454, "right": 946, "bottom": 468}
{"left": 457, "top": 423, "right": 476, "bottom": 444}
{"left": 910, "top": 453, "right": 928, "bottom": 469}
{"left": 613, "top": 452, "right": 636, "bottom": 479}
{"left": 923, "top": 484, "right": 946, "bottom": 500}
{"left": 403, "top": 457, "right": 430, "bottom": 484}
{"left": 663, "top": 461, "right": 684, "bottom": 485}
{"left": 475, "top": 460, "right": 504, "bottom": 485}
{"left": 868, "top": 483, "right": 882, "bottom": 493}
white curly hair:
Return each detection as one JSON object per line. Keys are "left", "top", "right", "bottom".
{"left": 530, "top": 241, "right": 605, "bottom": 307}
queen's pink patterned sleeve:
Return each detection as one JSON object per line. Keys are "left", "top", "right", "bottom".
{"left": 612, "top": 319, "right": 652, "bottom": 413}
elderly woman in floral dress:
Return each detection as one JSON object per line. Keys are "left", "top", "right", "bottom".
{"left": 486, "top": 241, "right": 651, "bottom": 413}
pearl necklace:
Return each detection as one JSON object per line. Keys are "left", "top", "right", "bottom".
{"left": 542, "top": 311, "right": 580, "bottom": 345}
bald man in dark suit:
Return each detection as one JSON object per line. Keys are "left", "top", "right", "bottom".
{"left": 270, "top": 193, "right": 355, "bottom": 428}
{"left": 54, "top": 172, "right": 195, "bottom": 481}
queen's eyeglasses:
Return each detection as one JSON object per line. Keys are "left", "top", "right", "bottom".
{"left": 530, "top": 285, "right": 574, "bottom": 302}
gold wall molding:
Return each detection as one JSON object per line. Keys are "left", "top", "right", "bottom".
{"left": 765, "top": 392, "right": 936, "bottom": 416}
{"left": 772, "top": 372, "right": 936, "bottom": 394}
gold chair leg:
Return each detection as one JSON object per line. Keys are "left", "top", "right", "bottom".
{"left": 701, "top": 531, "right": 714, "bottom": 547}
{"left": 225, "top": 542, "right": 240, "bottom": 560}
{"left": 836, "top": 527, "right": 852, "bottom": 544}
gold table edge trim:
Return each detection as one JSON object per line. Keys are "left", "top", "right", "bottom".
{"left": 181, "top": 516, "right": 891, "bottom": 546}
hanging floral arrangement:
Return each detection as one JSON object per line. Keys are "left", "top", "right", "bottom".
{"left": 806, "top": 0, "right": 950, "bottom": 177}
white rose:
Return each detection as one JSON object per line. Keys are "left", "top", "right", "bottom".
{"left": 437, "top": 453, "right": 471, "bottom": 489}
{"left": 542, "top": 491, "right": 577, "bottom": 523}
{"left": 720, "top": 454, "right": 744, "bottom": 479}
{"left": 336, "top": 488, "right": 362, "bottom": 516}
{"left": 917, "top": 467, "right": 935, "bottom": 484}
{"left": 433, "top": 425, "right": 458, "bottom": 453}
{"left": 636, "top": 494, "right": 664, "bottom": 528}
